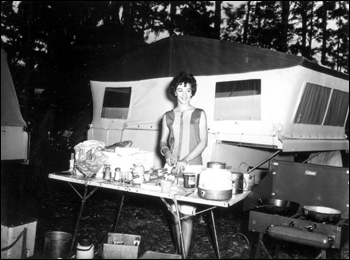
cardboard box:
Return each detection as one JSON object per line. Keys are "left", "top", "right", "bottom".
{"left": 1, "top": 210, "right": 37, "bottom": 259}
{"left": 103, "top": 233, "right": 141, "bottom": 259}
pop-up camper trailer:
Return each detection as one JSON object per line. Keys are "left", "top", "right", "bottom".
{"left": 1, "top": 48, "right": 29, "bottom": 162}
{"left": 88, "top": 36, "right": 349, "bottom": 175}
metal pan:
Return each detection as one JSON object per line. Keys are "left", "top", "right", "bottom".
{"left": 256, "top": 198, "right": 300, "bottom": 216}
{"left": 302, "top": 206, "right": 342, "bottom": 223}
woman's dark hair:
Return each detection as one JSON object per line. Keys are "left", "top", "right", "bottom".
{"left": 169, "top": 71, "right": 197, "bottom": 98}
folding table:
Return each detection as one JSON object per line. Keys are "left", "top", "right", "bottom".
{"left": 49, "top": 172, "right": 250, "bottom": 259}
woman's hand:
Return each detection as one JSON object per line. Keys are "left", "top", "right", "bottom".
{"left": 176, "top": 159, "right": 188, "bottom": 174}
{"left": 165, "top": 152, "right": 176, "bottom": 166}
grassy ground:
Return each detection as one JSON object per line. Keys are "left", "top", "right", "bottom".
{"left": 1, "top": 161, "right": 349, "bottom": 259}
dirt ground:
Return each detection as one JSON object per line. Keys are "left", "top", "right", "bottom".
{"left": 1, "top": 161, "right": 349, "bottom": 259}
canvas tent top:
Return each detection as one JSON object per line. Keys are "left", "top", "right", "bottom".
{"left": 1, "top": 49, "right": 26, "bottom": 127}
{"left": 89, "top": 36, "right": 348, "bottom": 160}
{"left": 100, "top": 35, "right": 348, "bottom": 82}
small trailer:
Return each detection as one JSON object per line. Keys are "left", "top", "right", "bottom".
{"left": 1, "top": 49, "right": 29, "bottom": 162}
{"left": 88, "top": 36, "right": 349, "bottom": 177}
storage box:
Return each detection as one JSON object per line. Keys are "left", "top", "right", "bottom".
{"left": 139, "top": 251, "right": 182, "bottom": 259}
{"left": 102, "top": 149, "right": 154, "bottom": 172}
{"left": 1, "top": 210, "right": 37, "bottom": 259}
{"left": 102, "top": 233, "right": 141, "bottom": 259}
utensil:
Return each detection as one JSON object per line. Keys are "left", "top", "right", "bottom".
{"left": 185, "top": 190, "right": 195, "bottom": 197}
{"left": 302, "top": 206, "right": 342, "bottom": 223}
{"left": 257, "top": 199, "right": 300, "bottom": 216}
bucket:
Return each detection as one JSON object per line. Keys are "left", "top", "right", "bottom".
{"left": 44, "top": 231, "right": 72, "bottom": 259}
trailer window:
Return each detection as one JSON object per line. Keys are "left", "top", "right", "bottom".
{"left": 324, "top": 89, "right": 349, "bottom": 127}
{"left": 214, "top": 79, "right": 261, "bottom": 120}
{"left": 294, "top": 83, "right": 331, "bottom": 125}
{"left": 101, "top": 87, "right": 131, "bottom": 119}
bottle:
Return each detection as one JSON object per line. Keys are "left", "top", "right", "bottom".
{"left": 69, "top": 153, "right": 74, "bottom": 174}
{"left": 103, "top": 164, "right": 111, "bottom": 180}
{"left": 73, "top": 161, "right": 77, "bottom": 176}
{"left": 76, "top": 237, "right": 94, "bottom": 259}
{"left": 114, "top": 168, "right": 121, "bottom": 182}
{"left": 110, "top": 167, "right": 116, "bottom": 180}
{"left": 134, "top": 164, "right": 145, "bottom": 183}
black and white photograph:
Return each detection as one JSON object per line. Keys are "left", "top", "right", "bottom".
{"left": 1, "top": 1, "right": 349, "bottom": 259}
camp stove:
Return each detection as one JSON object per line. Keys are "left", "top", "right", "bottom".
{"left": 248, "top": 160, "right": 349, "bottom": 259}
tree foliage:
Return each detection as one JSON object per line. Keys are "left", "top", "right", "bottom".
{"left": 1, "top": 0, "right": 348, "bottom": 103}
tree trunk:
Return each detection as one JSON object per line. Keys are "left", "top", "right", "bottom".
{"left": 321, "top": 1, "right": 329, "bottom": 65}
{"left": 281, "top": 1, "right": 290, "bottom": 52}
{"left": 23, "top": 1, "right": 34, "bottom": 118}
{"left": 169, "top": 1, "right": 177, "bottom": 36}
{"left": 243, "top": 1, "right": 251, "bottom": 44}
{"left": 122, "top": 1, "right": 131, "bottom": 54}
{"left": 307, "top": 3, "right": 314, "bottom": 59}
{"left": 214, "top": 1, "right": 222, "bottom": 39}
{"left": 300, "top": 1, "right": 308, "bottom": 58}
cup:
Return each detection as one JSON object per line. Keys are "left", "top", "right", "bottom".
{"left": 160, "top": 180, "right": 173, "bottom": 193}
{"left": 231, "top": 172, "right": 243, "bottom": 194}
{"left": 144, "top": 173, "right": 150, "bottom": 182}
{"left": 183, "top": 173, "right": 196, "bottom": 188}
{"left": 120, "top": 171, "right": 126, "bottom": 184}
{"left": 243, "top": 173, "right": 255, "bottom": 191}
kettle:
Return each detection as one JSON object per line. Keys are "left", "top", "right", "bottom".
{"left": 198, "top": 162, "right": 233, "bottom": 201}
{"left": 76, "top": 237, "right": 94, "bottom": 259}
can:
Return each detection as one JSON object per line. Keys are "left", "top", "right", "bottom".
{"left": 183, "top": 173, "right": 196, "bottom": 188}
{"left": 231, "top": 172, "right": 244, "bottom": 194}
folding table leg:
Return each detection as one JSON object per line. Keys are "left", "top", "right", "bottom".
{"left": 259, "top": 235, "right": 273, "bottom": 259}
{"left": 95, "top": 194, "right": 125, "bottom": 257}
{"left": 160, "top": 198, "right": 186, "bottom": 259}
{"left": 210, "top": 210, "right": 221, "bottom": 259}
{"left": 21, "top": 227, "right": 27, "bottom": 259}
{"left": 173, "top": 199, "right": 186, "bottom": 259}
{"left": 253, "top": 233, "right": 262, "bottom": 259}
{"left": 254, "top": 233, "right": 273, "bottom": 259}
{"left": 113, "top": 195, "right": 125, "bottom": 232}
{"left": 315, "top": 250, "right": 327, "bottom": 259}
{"left": 68, "top": 183, "right": 99, "bottom": 258}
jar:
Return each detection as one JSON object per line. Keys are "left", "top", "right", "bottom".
{"left": 103, "top": 164, "right": 111, "bottom": 180}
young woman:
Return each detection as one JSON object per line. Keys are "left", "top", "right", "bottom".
{"left": 159, "top": 71, "right": 208, "bottom": 257}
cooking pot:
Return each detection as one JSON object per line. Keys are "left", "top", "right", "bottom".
{"left": 302, "top": 206, "right": 342, "bottom": 223}
{"left": 256, "top": 199, "right": 300, "bottom": 216}
{"left": 198, "top": 162, "right": 232, "bottom": 201}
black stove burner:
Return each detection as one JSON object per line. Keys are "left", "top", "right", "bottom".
{"left": 249, "top": 210, "right": 348, "bottom": 250}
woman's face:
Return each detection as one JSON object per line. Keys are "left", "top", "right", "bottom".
{"left": 175, "top": 82, "right": 192, "bottom": 104}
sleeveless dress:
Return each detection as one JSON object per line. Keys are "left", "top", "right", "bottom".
{"left": 164, "top": 108, "right": 204, "bottom": 215}
{"left": 165, "top": 108, "right": 203, "bottom": 165}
